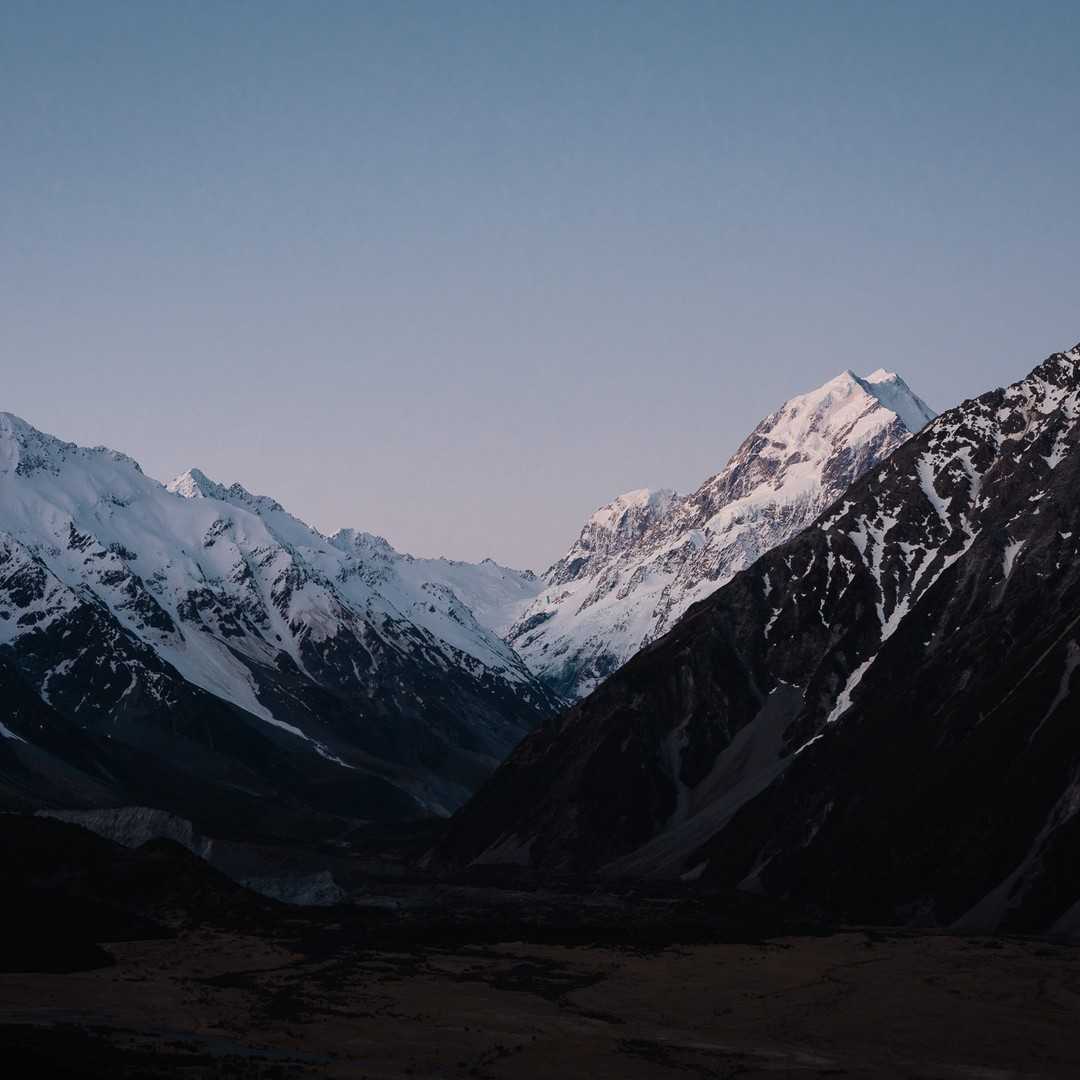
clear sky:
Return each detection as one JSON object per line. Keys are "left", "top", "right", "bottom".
{"left": 4, "top": 1, "right": 1078, "bottom": 570}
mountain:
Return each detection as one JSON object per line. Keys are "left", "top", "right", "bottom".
{"left": 436, "top": 345, "right": 1080, "bottom": 934}
{"left": 506, "top": 369, "right": 935, "bottom": 699}
{"left": 0, "top": 413, "right": 558, "bottom": 836}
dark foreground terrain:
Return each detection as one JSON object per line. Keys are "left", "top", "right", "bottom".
{"left": 3, "top": 926, "right": 1079, "bottom": 1078}
{"left": 2, "top": 816, "right": 1079, "bottom": 1078}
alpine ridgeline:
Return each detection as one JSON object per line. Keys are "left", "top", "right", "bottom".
{"left": 0, "top": 414, "right": 558, "bottom": 838}
{"left": 508, "top": 370, "right": 935, "bottom": 699}
{"left": 438, "top": 345, "right": 1080, "bottom": 935}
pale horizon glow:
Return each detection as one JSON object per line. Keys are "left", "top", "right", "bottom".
{"left": 4, "top": 2, "right": 1079, "bottom": 569}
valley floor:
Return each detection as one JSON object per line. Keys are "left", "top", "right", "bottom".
{"left": 1, "top": 927, "right": 1077, "bottom": 1078}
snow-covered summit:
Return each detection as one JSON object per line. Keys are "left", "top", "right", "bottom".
{"left": 503, "top": 369, "right": 936, "bottom": 699}
{"left": 329, "top": 527, "right": 397, "bottom": 557}
{"left": 166, "top": 467, "right": 217, "bottom": 499}
{"left": 862, "top": 369, "right": 936, "bottom": 433}
{"left": 0, "top": 412, "right": 143, "bottom": 479}
{"left": 166, "top": 466, "right": 228, "bottom": 500}
{"left": 168, "top": 467, "right": 286, "bottom": 515}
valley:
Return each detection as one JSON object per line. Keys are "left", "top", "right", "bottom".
{"left": 3, "top": 817, "right": 1078, "bottom": 1079}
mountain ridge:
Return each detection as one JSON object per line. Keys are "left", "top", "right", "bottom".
{"left": 434, "top": 344, "right": 1080, "bottom": 933}
{"left": 0, "top": 414, "right": 560, "bottom": 834}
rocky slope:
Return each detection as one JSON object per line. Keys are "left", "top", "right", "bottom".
{"left": 0, "top": 414, "right": 558, "bottom": 835}
{"left": 437, "top": 345, "right": 1080, "bottom": 933}
{"left": 508, "top": 369, "right": 935, "bottom": 698}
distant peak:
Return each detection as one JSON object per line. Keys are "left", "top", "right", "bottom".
{"left": 778, "top": 369, "right": 935, "bottom": 436}
{"left": 0, "top": 411, "right": 68, "bottom": 450}
{"left": 167, "top": 469, "right": 284, "bottom": 513}
{"left": 329, "top": 528, "right": 394, "bottom": 555}
{"left": 0, "top": 412, "right": 143, "bottom": 477}
{"left": 0, "top": 411, "right": 33, "bottom": 432}
{"left": 167, "top": 467, "right": 220, "bottom": 499}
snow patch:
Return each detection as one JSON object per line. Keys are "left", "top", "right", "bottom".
{"left": 1003, "top": 539, "right": 1025, "bottom": 580}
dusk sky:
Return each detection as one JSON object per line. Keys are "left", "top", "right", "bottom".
{"left": 4, "top": 1, "right": 1079, "bottom": 569}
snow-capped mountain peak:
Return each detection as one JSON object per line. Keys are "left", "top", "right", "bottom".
{"left": 168, "top": 468, "right": 286, "bottom": 515}
{"left": 504, "top": 369, "right": 935, "bottom": 699}
{"left": 0, "top": 412, "right": 143, "bottom": 479}
{"left": 166, "top": 467, "right": 220, "bottom": 499}
{"left": 861, "top": 368, "right": 936, "bottom": 433}
{"left": 329, "top": 527, "right": 396, "bottom": 557}
{"left": 747, "top": 368, "right": 932, "bottom": 461}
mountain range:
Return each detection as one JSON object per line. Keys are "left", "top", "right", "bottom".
{"left": 8, "top": 345, "right": 1080, "bottom": 934}
{"left": 0, "top": 369, "right": 933, "bottom": 838}
{"left": 0, "top": 412, "right": 558, "bottom": 837}
{"left": 436, "top": 345, "right": 1080, "bottom": 934}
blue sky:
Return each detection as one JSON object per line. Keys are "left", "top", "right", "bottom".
{"left": 3, "top": 1, "right": 1078, "bottom": 568}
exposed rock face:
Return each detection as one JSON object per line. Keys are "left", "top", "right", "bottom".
{"left": 0, "top": 414, "right": 558, "bottom": 835}
{"left": 508, "top": 370, "right": 935, "bottom": 699}
{"left": 437, "top": 346, "right": 1080, "bottom": 934}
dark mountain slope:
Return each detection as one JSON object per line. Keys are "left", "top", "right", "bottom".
{"left": 436, "top": 346, "right": 1080, "bottom": 932}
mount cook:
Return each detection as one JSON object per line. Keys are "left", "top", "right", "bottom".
{"left": 505, "top": 369, "right": 935, "bottom": 699}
